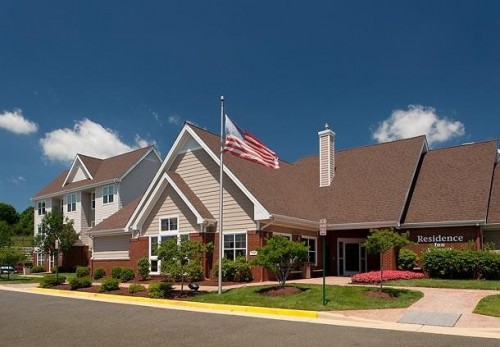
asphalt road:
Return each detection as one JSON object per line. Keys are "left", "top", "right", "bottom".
{"left": 0, "top": 291, "right": 498, "bottom": 347}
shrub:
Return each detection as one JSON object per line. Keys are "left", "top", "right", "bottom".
{"left": 39, "top": 274, "right": 67, "bottom": 288}
{"left": 99, "top": 278, "right": 120, "bottom": 292}
{"left": 213, "top": 257, "right": 253, "bottom": 282}
{"left": 31, "top": 265, "right": 45, "bottom": 273}
{"left": 351, "top": 270, "right": 424, "bottom": 284}
{"left": 137, "top": 257, "right": 150, "bottom": 280}
{"left": 111, "top": 266, "right": 122, "bottom": 279}
{"left": 148, "top": 281, "right": 173, "bottom": 298}
{"left": 69, "top": 276, "right": 92, "bottom": 290}
{"left": 119, "top": 267, "right": 135, "bottom": 282}
{"left": 50, "top": 266, "right": 62, "bottom": 274}
{"left": 398, "top": 248, "right": 418, "bottom": 271}
{"left": 76, "top": 266, "right": 90, "bottom": 278}
{"left": 128, "top": 283, "right": 146, "bottom": 294}
{"left": 93, "top": 267, "right": 105, "bottom": 280}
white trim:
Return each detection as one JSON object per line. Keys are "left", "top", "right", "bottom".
{"left": 401, "top": 220, "right": 484, "bottom": 228}
{"left": 34, "top": 179, "right": 117, "bottom": 201}
{"left": 62, "top": 155, "right": 94, "bottom": 187}
{"left": 328, "top": 221, "right": 400, "bottom": 230}
{"left": 270, "top": 214, "right": 319, "bottom": 231}
{"left": 158, "top": 215, "right": 179, "bottom": 235}
{"left": 222, "top": 231, "right": 248, "bottom": 260}
{"left": 483, "top": 223, "right": 500, "bottom": 230}
{"left": 301, "top": 235, "right": 317, "bottom": 266}
{"left": 273, "top": 232, "right": 292, "bottom": 240}
{"left": 89, "top": 229, "right": 130, "bottom": 237}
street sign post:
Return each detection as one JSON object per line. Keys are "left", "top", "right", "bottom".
{"left": 319, "top": 219, "right": 327, "bottom": 305}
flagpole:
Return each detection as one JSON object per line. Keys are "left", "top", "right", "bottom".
{"left": 218, "top": 95, "right": 225, "bottom": 295}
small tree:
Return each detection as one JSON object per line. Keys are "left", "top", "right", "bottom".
{"left": 157, "top": 237, "right": 204, "bottom": 293}
{"left": 0, "top": 246, "right": 26, "bottom": 280}
{"left": 137, "top": 256, "right": 150, "bottom": 281}
{"left": 254, "top": 235, "right": 309, "bottom": 287}
{"left": 34, "top": 210, "right": 78, "bottom": 278}
{"left": 363, "top": 228, "right": 410, "bottom": 290}
{"left": 0, "top": 221, "right": 12, "bottom": 248}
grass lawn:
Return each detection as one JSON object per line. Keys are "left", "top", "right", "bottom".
{"left": 474, "top": 295, "right": 500, "bottom": 317}
{"left": 11, "top": 235, "right": 34, "bottom": 247}
{"left": 385, "top": 278, "right": 500, "bottom": 290}
{"left": 0, "top": 274, "right": 42, "bottom": 284}
{"left": 187, "top": 284, "right": 423, "bottom": 311}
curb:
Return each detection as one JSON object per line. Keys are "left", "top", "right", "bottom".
{"left": 32, "top": 288, "right": 319, "bottom": 319}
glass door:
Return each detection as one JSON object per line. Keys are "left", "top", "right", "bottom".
{"left": 338, "top": 238, "right": 367, "bottom": 276}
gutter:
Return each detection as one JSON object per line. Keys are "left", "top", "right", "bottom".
{"left": 32, "top": 178, "right": 119, "bottom": 201}
{"left": 268, "top": 214, "right": 318, "bottom": 231}
{"left": 327, "top": 221, "right": 400, "bottom": 230}
{"left": 88, "top": 228, "right": 131, "bottom": 237}
{"left": 401, "top": 220, "right": 484, "bottom": 229}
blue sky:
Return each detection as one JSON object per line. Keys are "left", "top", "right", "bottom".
{"left": 1, "top": 1, "right": 500, "bottom": 212}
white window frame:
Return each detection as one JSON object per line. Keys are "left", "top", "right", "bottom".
{"left": 302, "top": 236, "right": 317, "bottom": 266}
{"left": 148, "top": 216, "right": 184, "bottom": 274}
{"left": 37, "top": 201, "right": 46, "bottom": 216}
{"left": 223, "top": 232, "right": 247, "bottom": 261}
{"left": 67, "top": 193, "right": 76, "bottom": 212}
{"left": 37, "top": 251, "right": 44, "bottom": 267}
{"left": 273, "top": 232, "right": 292, "bottom": 240}
{"left": 102, "top": 185, "right": 114, "bottom": 205}
{"left": 91, "top": 192, "right": 96, "bottom": 210}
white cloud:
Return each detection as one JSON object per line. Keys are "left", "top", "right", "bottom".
{"left": 168, "top": 114, "right": 182, "bottom": 126}
{"left": 372, "top": 105, "right": 465, "bottom": 146}
{"left": 40, "top": 118, "right": 155, "bottom": 163}
{"left": 11, "top": 176, "right": 26, "bottom": 184}
{"left": 0, "top": 109, "right": 38, "bottom": 135}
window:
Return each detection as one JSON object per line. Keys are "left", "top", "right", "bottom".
{"left": 273, "top": 232, "right": 292, "bottom": 240}
{"left": 223, "top": 233, "right": 247, "bottom": 260}
{"left": 37, "top": 251, "right": 44, "bottom": 267}
{"left": 102, "top": 185, "right": 114, "bottom": 204}
{"left": 160, "top": 217, "right": 178, "bottom": 232}
{"left": 91, "top": 192, "right": 95, "bottom": 209}
{"left": 302, "top": 237, "right": 317, "bottom": 265}
{"left": 67, "top": 193, "right": 76, "bottom": 212}
{"left": 37, "top": 201, "right": 46, "bottom": 215}
{"left": 149, "top": 233, "right": 189, "bottom": 274}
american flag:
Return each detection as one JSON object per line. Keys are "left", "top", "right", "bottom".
{"left": 224, "top": 115, "right": 279, "bottom": 169}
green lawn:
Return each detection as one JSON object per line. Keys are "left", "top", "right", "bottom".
{"left": 0, "top": 274, "right": 42, "bottom": 284}
{"left": 11, "top": 235, "right": 34, "bottom": 247}
{"left": 474, "top": 295, "right": 500, "bottom": 317}
{"left": 187, "top": 284, "right": 423, "bottom": 311}
{"left": 385, "top": 278, "right": 500, "bottom": 290}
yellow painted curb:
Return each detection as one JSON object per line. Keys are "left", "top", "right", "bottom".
{"left": 32, "top": 288, "right": 318, "bottom": 319}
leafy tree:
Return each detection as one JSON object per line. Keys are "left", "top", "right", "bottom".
{"left": 0, "top": 246, "right": 26, "bottom": 280}
{"left": 16, "top": 206, "right": 34, "bottom": 236}
{"left": 0, "top": 221, "right": 12, "bottom": 247}
{"left": 363, "top": 228, "right": 410, "bottom": 290}
{"left": 254, "top": 235, "right": 309, "bottom": 287}
{"left": 157, "top": 237, "right": 204, "bottom": 293}
{"left": 34, "top": 210, "right": 78, "bottom": 277}
{"left": 137, "top": 256, "right": 150, "bottom": 281}
{"left": 0, "top": 202, "right": 19, "bottom": 226}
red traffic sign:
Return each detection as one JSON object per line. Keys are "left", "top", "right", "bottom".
{"left": 319, "top": 218, "right": 327, "bottom": 236}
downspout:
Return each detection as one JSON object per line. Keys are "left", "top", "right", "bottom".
{"left": 89, "top": 234, "right": 95, "bottom": 278}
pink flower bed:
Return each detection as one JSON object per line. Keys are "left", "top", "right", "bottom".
{"left": 351, "top": 270, "right": 424, "bottom": 284}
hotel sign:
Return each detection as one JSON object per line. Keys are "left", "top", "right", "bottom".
{"left": 416, "top": 234, "right": 464, "bottom": 243}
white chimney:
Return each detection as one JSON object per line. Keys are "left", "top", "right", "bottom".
{"left": 318, "top": 123, "right": 335, "bottom": 187}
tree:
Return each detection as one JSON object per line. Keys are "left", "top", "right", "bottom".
{"left": 363, "top": 228, "right": 410, "bottom": 290}
{"left": 0, "top": 221, "right": 12, "bottom": 248}
{"left": 34, "top": 210, "right": 78, "bottom": 276}
{"left": 254, "top": 235, "right": 309, "bottom": 287}
{"left": 0, "top": 202, "right": 19, "bottom": 226}
{"left": 0, "top": 246, "right": 26, "bottom": 280}
{"left": 157, "top": 237, "right": 204, "bottom": 293}
{"left": 16, "top": 206, "right": 34, "bottom": 236}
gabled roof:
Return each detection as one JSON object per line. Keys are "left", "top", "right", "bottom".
{"left": 487, "top": 163, "right": 500, "bottom": 224}
{"left": 89, "top": 195, "right": 143, "bottom": 233}
{"left": 33, "top": 146, "right": 159, "bottom": 199}
{"left": 404, "top": 140, "right": 497, "bottom": 226}
{"left": 167, "top": 172, "right": 214, "bottom": 220}
{"left": 190, "top": 124, "right": 426, "bottom": 226}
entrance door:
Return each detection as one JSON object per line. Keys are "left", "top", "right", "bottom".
{"left": 338, "top": 238, "right": 367, "bottom": 276}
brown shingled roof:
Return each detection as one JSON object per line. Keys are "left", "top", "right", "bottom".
{"left": 189, "top": 124, "right": 425, "bottom": 225}
{"left": 487, "top": 163, "right": 500, "bottom": 224}
{"left": 167, "top": 171, "right": 214, "bottom": 220}
{"left": 90, "top": 195, "right": 143, "bottom": 232}
{"left": 33, "top": 146, "right": 155, "bottom": 199}
{"left": 404, "top": 140, "right": 497, "bottom": 224}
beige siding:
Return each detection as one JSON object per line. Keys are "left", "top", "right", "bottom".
{"left": 64, "top": 192, "right": 82, "bottom": 233}
{"left": 95, "top": 184, "right": 119, "bottom": 225}
{"left": 93, "top": 234, "right": 130, "bottom": 260}
{"left": 120, "top": 151, "right": 161, "bottom": 206}
{"left": 319, "top": 133, "right": 334, "bottom": 187}
{"left": 143, "top": 185, "right": 199, "bottom": 236}
{"left": 170, "top": 149, "right": 255, "bottom": 232}
{"left": 70, "top": 165, "right": 88, "bottom": 183}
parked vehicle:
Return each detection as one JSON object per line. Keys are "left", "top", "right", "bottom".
{"left": 0, "top": 266, "right": 17, "bottom": 274}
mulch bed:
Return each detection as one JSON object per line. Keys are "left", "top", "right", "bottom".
{"left": 257, "top": 286, "right": 304, "bottom": 296}
{"left": 363, "top": 289, "right": 395, "bottom": 299}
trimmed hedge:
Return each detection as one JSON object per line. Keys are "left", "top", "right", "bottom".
{"left": 99, "top": 278, "right": 120, "bottom": 292}
{"left": 148, "top": 281, "right": 173, "bottom": 298}
{"left": 119, "top": 267, "right": 135, "bottom": 282}
{"left": 69, "top": 276, "right": 92, "bottom": 290}
{"left": 398, "top": 248, "right": 418, "bottom": 271}
{"left": 212, "top": 257, "right": 253, "bottom": 282}
{"left": 111, "top": 267, "right": 122, "bottom": 279}
{"left": 76, "top": 266, "right": 90, "bottom": 278}
{"left": 128, "top": 284, "right": 146, "bottom": 294}
{"left": 422, "top": 247, "right": 500, "bottom": 280}
{"left": 93, "top": 267, "right": 105, "bottom": 280}
{"left": 137, "top": 257, "right": 150, "bottom": 280}
{"left": 39, "top": 274, "right": 67, "bottom": 288}
{"left": 31, "top": 265, "right": 45, "bottom": 273}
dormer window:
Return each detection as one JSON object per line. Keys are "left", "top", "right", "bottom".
{"left": 102, "top": 185, "right": 114, "bottom": 204}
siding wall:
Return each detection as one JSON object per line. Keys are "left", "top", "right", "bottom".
{"left": 93, "top": 234, "right": 130, "bottom": 260}
{"left": 143, "top": 185, "right": 199, "bottom": 236}
{"left": 94, "top": 184, "right": 119, "bottom": 226}
{"left": 64, "top": 192, "right": 82, "bottom": 233}
{"left": 120, "top": 151, "right": 161, "bottom": 206}
{"left": 170, "top": 149, "right": 255, "bottom": 232}
{"left": 68, "top": 165, "right": 87, "bottom": 183}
